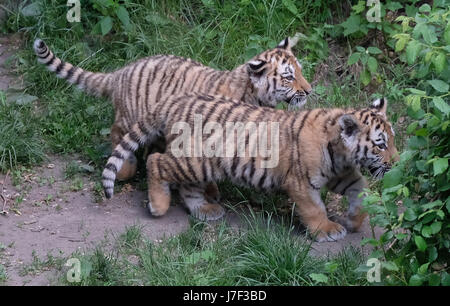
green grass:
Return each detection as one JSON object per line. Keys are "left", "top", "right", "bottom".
{"left": 54, "top": 215, "right": 368, "bottom": 286}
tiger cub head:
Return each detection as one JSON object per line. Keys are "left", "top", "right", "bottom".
{"left": 338, "top": 98, "right": 399, "bottom": 179}
{"left": 246, "top": 35, "right": 312, "bottom": 109}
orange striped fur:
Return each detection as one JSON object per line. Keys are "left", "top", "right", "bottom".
{"left": 33, "top": 37, "right": 312, "bottom": 183}
{"left": 102, "top": 95, "right": 399, "bottom": 241}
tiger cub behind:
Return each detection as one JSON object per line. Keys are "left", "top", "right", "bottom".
{"left": 33, "top": 35, "right": 312, "bottom": 182}
{"left": 102, "top": 95, "right": 399, "bottom": 241}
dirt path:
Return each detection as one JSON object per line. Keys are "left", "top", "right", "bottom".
{"left": 0, "top": 35, "right": 382, "bottom": 286}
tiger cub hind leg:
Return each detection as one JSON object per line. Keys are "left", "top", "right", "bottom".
{"left": 179, "top": 184, "right": 225, "bottom": 221}
{"left": 110, "top": 124, "right": 138, "bottom": 181}
{"left": 327, "top": 170, "right": 368, "bottom": 232}
{"left": 146, "top": 154, "right": 171, "bottom": 217}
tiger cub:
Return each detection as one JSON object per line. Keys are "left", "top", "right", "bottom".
{"left": 101, "top": 95, "right": 399, "bottom": 241}
{"left": 33, "top": 36, "right": 312, "bottom": 183}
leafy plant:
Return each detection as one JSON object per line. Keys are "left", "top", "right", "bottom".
{"left": 362, "top": 3, "right": 450, "bottom": 286}
{"left": 347, "top": 45, "right": 383, "bottom": 85}
{"left": 91, "top": 0, "right": 133, "bottom": 36}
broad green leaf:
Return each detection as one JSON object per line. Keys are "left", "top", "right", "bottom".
{"left": 421, "top": 225, "right": 432, "bottom": 237}
{"left": 406, "top": 121, "right": 418, "bottom": 134}
{"left": 341, "top": 15, "right": 362, "bottom": 36}
{"left": 418, "top": 4, "right": 431, "bottom": 12}
{"left": 21, "top": 2, "right": 41, "bottom": 16}
{"left": 281, "top": 0, "right": 298, "bottom": 16}
{"left": 382, "top": 261, "right": 399, "bottom": 271}
{"left": 367, "top": 47, "right": 382, "bottom": 54}
{"left": 404, "top": 208, "right": 417, "bottom": 221}
{"left": 347, "top": 52, "right": 361, "bottom": 65}
{"left": 395, "top": 37, "right": 408, "bottom": 52}
{"left": 383, "top": 168, "right": 402, "bottom": 188}
{"left": 421, "top": 25, "right": 438, "bottom": 44}
{"left": 386, "top": 2, "right": 402, "bottom": 11}
{"left": 433, "top": 97, "right": 450, "bottom": 116}
{"left": 360, "top": 69, "right": 371, "bottom": 86}
{"left": 407, "top": 88, "right": 426, "bottom": 95}
{"left": 433, "top": 158, "right": 448, "bottom": 176}
{"left": 415, "top": 235, "right": 427, "bottom": 252}
{"left": 428, "top": 246, "right": 438, "bottom": 262}
{"left": 116, "top": 6, "right": 132, "bottom": 31}
{"left": 432, "top": 52, "right": 446, "bottom": 74}
{"left": 430, "top": 222, "right": 442, "bottom": 234}
{"left": 367, "top": 56, "right": 377, "bottom": 73}
{"left": 409, "top": 274, "right": 423, "bottom": 286}
{"left": 418, "top": 262, "right": 430, "bottom": 275}
{"left": 445, "top": 24, "right": 450, "bottom": 45}
{"left": 428, "top": 80, "right": 449, "bottom": 93}
{"left": 309, "top": 273, "right": 328, "bottom": 283}
{"left": 100, "top": 16, "right": 113, "bottom": 36}
{"left": 406, "top": 40, "right": 421, "bottom": 65}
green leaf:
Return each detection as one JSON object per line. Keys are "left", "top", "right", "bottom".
{"left": 348, "top": 53, "right": 361, "bottom": 65}
{"left": 341, "top": 15, "right": 362, "bottom": 36}
{"left": 360, "top": 69, "right": 371, "bottom": 86}
{"left": 367, "top": 56, "right": 377, "bottom": 73}
{"left": 186, "top": 250, "right": 215, "bottom": 264}
{"left": 406, "top": 40, "right": 421, "bottom": 65}
{"left": 428, "top": 80, "right": 449, "bottom": 93}
{"left": 428, "top": 246, "right": 438, "bottom": 262}
{"left": 309, "top": 273, "right": 328, "bottom": 283}
{"left": 383, "top": 168, "right": 402, "bottom": 188}
{"left": 367, "top": 47, "right": 382, "bottom": 54}
{"left": 407, "top": 121, "right": 418, "bottom": 134}
{"left": 432, "top": 52, "right": 446, "bottom": 74}
{"left": 21, "top": 2, "right": 41, "bottom": 16}
{"left": 433, "top": 158, "right": 448, "bottom": 176}
{"left": 433, "top": 97, "right": 450, "bottom": 116}
{"left": 418, "top": 4, "right": 431, "bottom": 13}
{"left": 421, "top": 225, "right": 432, "bottom": 238}
{"left": 100, "top": 16, "right": 113, "bottom": 36}
{"left": 115, "top": 6, "right": 132, "bottom": 31}
{"left": 409, "top": 274, "right": 424, "bottom": 286}
{"left": 404, "top": 208, "right": 417, "bottom": 221}
{"left": 382, "top": 261, "right": 399, "bottom": 271}
{"left": 395, "top": 37, "right": 408, "bottom": 52}
{"left": 421, "top": 25, "right": 438, "bottom": 44}
{"left": 386, "top": 2, "right": 403, "bottom": 11}
{"left": 430, "top": 222, "right": 442, "bottom": 234}
{"left": 418, "top": 262, "right": 430, "bottom": 275}
{"left": 281, "top": 0, "right": 298, "bottom": 16}
{"left": 444, "top": 24, "right": 450, "bottom": 45}
{"left": 415, "top": 235, "right": 427, "bottom": 252}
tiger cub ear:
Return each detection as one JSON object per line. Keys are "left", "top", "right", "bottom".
{"left": 247, "top": 59, "right": 267, "bottom": 77}
{"left": 338, "top": 114, "right": 360, "bottom": 139}
{"left": 277, "top": 33, "right": 301, "bottom": 50}
{"left": 370, "top": 97, "right": 388, "bottom": 116}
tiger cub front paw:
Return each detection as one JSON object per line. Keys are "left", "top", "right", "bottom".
{"left": 311, "top": 220, "right": 347, "bottom": 242}
{"left": 191, "top": 203, "right": 225, "bottom": 221}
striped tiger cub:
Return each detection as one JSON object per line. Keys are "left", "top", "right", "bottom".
{"left": 102, "top": 95, "right": 399, "bottom": 241}
{"left": 33, "top": 35, "right": 312, "bottom": 183}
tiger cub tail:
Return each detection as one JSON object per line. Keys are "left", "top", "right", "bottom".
{"left": 33, "top": 39, "right": 113, "bottom": 98}
{"left": 102, "top": 121, "right": 161, "bottom": 199}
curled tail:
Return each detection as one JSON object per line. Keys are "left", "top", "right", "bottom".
{"left": 102, "top": 121, "right": 161, "bottom": 199}
{"left": 33, "top": 39, "right": 113, "bottom": 97}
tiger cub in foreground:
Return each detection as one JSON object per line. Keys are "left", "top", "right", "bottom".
{"left": 102, "top": 95, "right": 399, "bottom": 241}
{"left": 33, "top": 36, "right": 312, "bottom": 183}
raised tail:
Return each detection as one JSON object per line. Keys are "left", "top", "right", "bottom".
{"left": 33, "top": 39, "right": 113, "bottom": 97}
{"left": 102, "top": 121, "right": 160, "bottom": 199}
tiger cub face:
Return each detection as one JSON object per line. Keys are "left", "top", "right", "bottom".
{"left": 246, "top": 36, "right": 312, "bottom": 109}
{"left": 339, "top": 98, "right": 399, "bottom": 179}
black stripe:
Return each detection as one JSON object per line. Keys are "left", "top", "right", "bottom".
{"left": 341, "top": 178, "right": 361, "bottom": 195}
{"left": 105, "top": 163, "right": 118, "bottom": 173}
{"left": 327, "top": 142, "right": 336, "bottom": 175}
{"left": 66, "top": 66, "right": 77, "bottom": 80}
{"left": 55, "top": 61, "right": 65, "bottom": 75}
{"left": 120, "top": 139, "right": 134, "bottom": 152}
{"left": 111, "top": 150, "right": 125, "bottom": 160}
{"left": 306, "top": 170, "right": 320, "bottom": 190}
{"left": 45, "top": 54, "right": 55, "bottom": 66}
